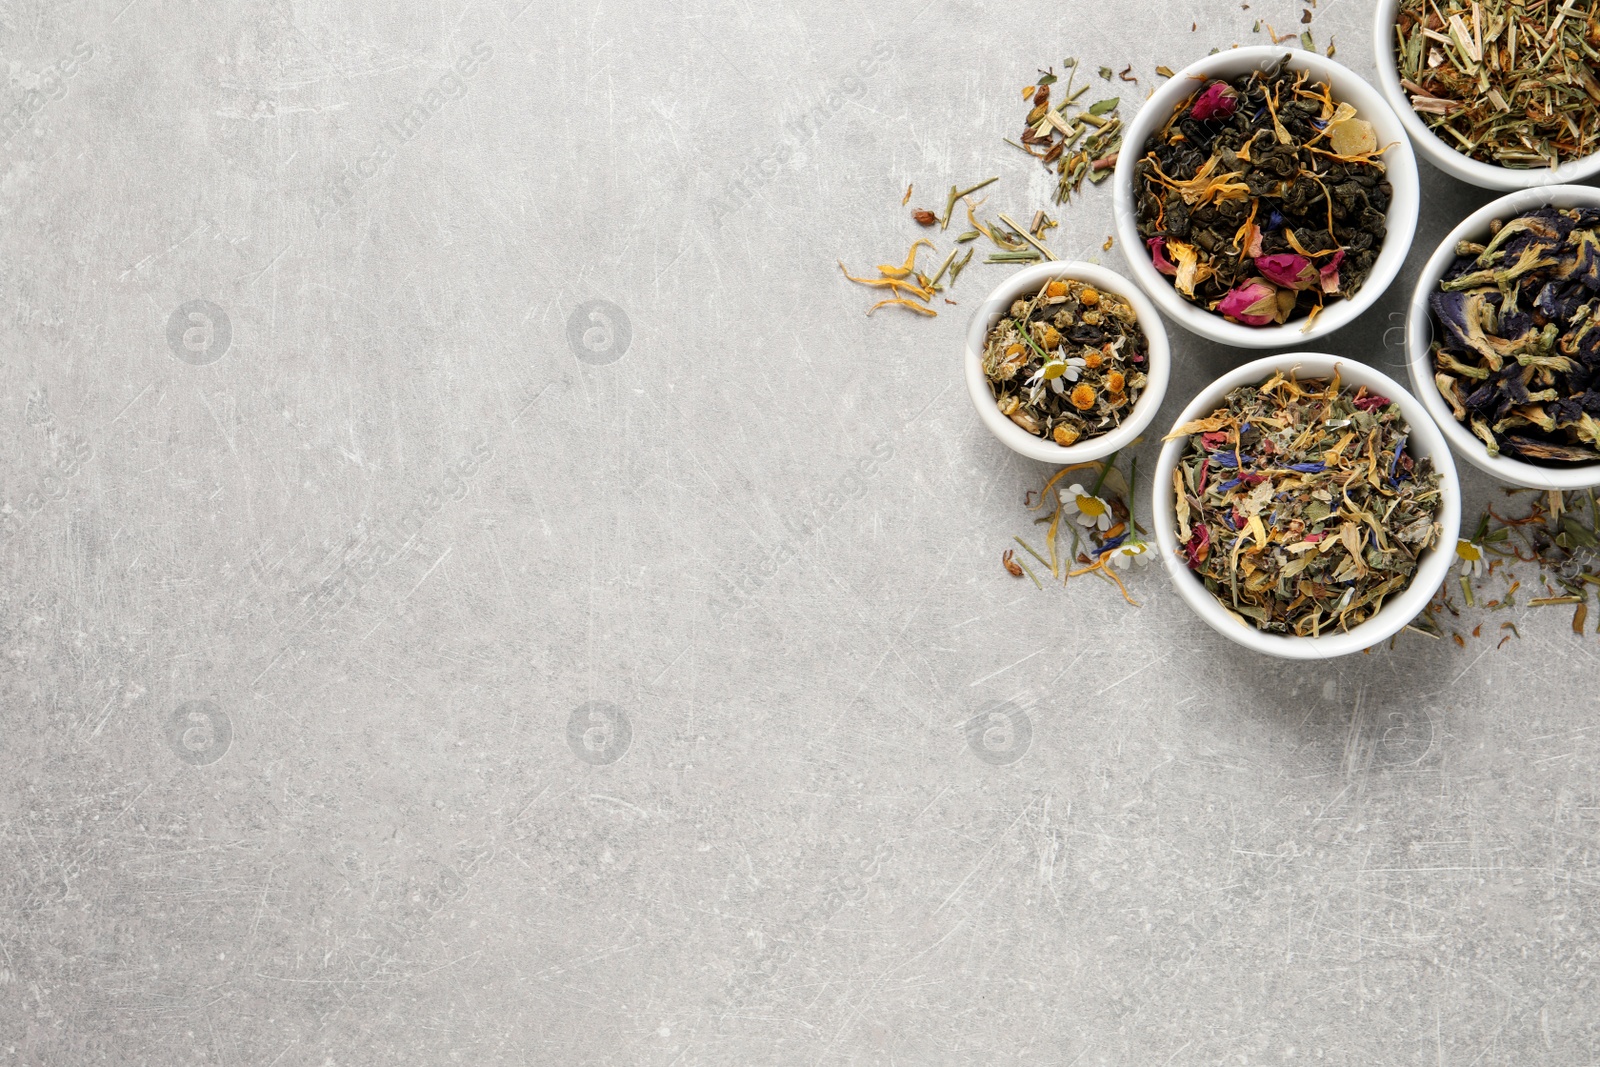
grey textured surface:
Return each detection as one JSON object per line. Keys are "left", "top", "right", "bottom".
{"left": 2, "top": 0, "right": 1598, "bottom": 1063}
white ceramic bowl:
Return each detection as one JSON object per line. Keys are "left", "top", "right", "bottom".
{"left": 1152, "top": 353, "right": 1461, "bottom": 659}
{"left": 1373, "top": 0, "right": 1600, "bottom": 190}
{"left": 1405, "top": 184, "right": 1600, "bottom": 489}
{"left": 1112, "top": 46, "right": 1420, "bottom": 350}
{"left": 965, "top": 261, "right": 1170, "bottom": 464}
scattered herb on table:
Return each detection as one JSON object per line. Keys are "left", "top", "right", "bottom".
{"left": 1132, "top": 56, "right": 1393, "bottom": 329}
{"left": 1394, "top": 0, "right": 1600, "bottom": 169}
{"left": 1428, "top": 204, "right": 1600, "bottom": 465}
{"left": 1166, "top": 370, "right": 1445, "bottom": 636}
{"left": 1414, "top": 487, "right": 1600, "bottom": 644}
{"left": 982, "top": 277, "right": 1149, "bottom": 446}
{"left": 1012, "top": 59, "right": 1125, "bottom": 204}
{"left": 1005, "top": 453, "right": 1154, "bottom": 604}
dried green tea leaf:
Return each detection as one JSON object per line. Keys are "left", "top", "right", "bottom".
{"left": 1131, "top": 60, "right": 1391, "bottom": 328}
{"left": 1088, "top": 98, "right": 1119, "bottom": 115}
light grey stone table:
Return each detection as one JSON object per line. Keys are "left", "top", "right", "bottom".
{"left": 3, "top": 0, "right": 1597, "bottom": 1063}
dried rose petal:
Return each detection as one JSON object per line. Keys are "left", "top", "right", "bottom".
{"left": 1353, "top": 392, "right": 1391, "bottom": 412}
{"left": 1147, "top": 237, "right": 1178, "bottom": 277}
{"left": 1189, "top": 81, "right": 1238, "bottom": 121}
{"left": 1319, "top": 249, "right": 1346, "bottom": 294}
{"left": 1184, "top": 524, "right": 1211, "bottom": 568}
{"left": 1254, "top": 253, "right": 1318, "bottom": 291}
{"left": 1216, "top": 280, "right": 1281, "bottom": 327}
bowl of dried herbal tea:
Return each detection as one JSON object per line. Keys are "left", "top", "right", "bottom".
{"left": 1376, "top": 0, "right": 1600, "bottom": 191}
{"left": 1153, "top": 353, "right": 1461, "bottom": 659}
{"left": 1407, "top": 186, "right": 1600, "bottom": 490}
{"left": 966, "top": 261, "right": 1170, "bottom": 463}
{"left": 1113, "top": 47, "right": 1419, "bottom": 349}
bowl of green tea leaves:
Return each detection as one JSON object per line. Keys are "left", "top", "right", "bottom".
{"left": 1154, "top": 354, "right": 1461, "bottom": 659}
{"left": 967, "top": 262, "right": 1170, "bottom": 463}
{"left": 1378, "top": 0, "right": 1600, "bottom": 190}
{"left": 1114, "top": 47, "right": 1420, "bottom": 348}
{"left": 1408, "top": 185, "right": 1600, "bottom": 490}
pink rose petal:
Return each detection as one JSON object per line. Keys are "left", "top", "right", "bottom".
{"left": 1319, "top": 249, "right": 1346, "bottom": 294}
{"left": 1254, "top": 253, "right": 1318, "bottom": 291}
{"left": 1147, "top": 236, "right": 1178, "bottom": 277}
{"left": 1216, "top": 280, "right": 1280, "bottom": 327}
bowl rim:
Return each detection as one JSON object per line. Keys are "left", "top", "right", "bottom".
{"left": 1370, "top": 0, "right": 1600, "bottom": 191}
{"left": 1111, "top": 45, "right": 1421, "bottom": 350}
{"left": 964, "top": 260, "right": 1171, "bottom": 464}
{"left": 1151, "top": 352, "right": 1462, "bottom": 660}
{"left": 1404, "top": 184, "right": 1600, "bottom": 490}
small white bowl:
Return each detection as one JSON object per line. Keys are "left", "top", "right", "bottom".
{"left": 1152, "top": 353, "right": 1462, "bottom": 660}
{"left": 1372, "top": 0, "right": 1600, "bottom": 190}
{"left": 1405, "top": 184, "right": 1600, "bottom": 490}
{"left": 965, "top": 261, "right": 1170, "bottom": 464}
{"left": 1112, "top": 46, "right": 1420, "bottom": 350}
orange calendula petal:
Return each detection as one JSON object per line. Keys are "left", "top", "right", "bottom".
{"left": 877, "top": 238, "right": 934, "bottom": 279}
{"left": 867, "top": 298, "right": 937, "bottom": 317}
{"left": 838, "top": 262, "right": 933, "bottom": 301}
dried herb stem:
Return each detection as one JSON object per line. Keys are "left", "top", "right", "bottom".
{"left": 997, "top": 213, "right": 1058, "bottom": 261}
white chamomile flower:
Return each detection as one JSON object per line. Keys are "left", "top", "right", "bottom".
{"left": 1110, "top": 539, "right": 1151, "bottom": 569}
{"left": 1061, "top": 483, "right": 1113, "bottom": 531}
{"left": 1027, "top": 356, "right": 1088, "bottom": 394}
{"left": 1456, "top": 538, "right": 1486, "bottom": 577}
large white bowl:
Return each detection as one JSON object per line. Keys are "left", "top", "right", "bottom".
{"left": 965, "top": 261, "right": 1170, "bottom": 464}
{"left": 1152, "top": 353, "right": 1462, "bottom": 660}
{"left": 1405, "top": 184, "right": 1600, "bottom": 490}
{"left": 1112, "top": 46, "right": 1420, "bottom": 350}
{"left": 1372, "top": 0, "right": 1600, "bottom": 190}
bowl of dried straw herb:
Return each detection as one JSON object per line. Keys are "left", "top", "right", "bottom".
{"left": 966, "top": 261, "right": 1170, "bottom": 463}
{"left": 1113, "top": 47, "right": 1419, "bottom": 349}
{"left": 1153, "top": 354, "right": 1461, "bottom": 659}
{"left": 1408, "top": 185, "right": 1600, "bottom": 490}
{"left": 1376, "top": 0, "right": 1600, "bottom": 191}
